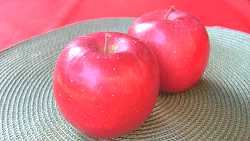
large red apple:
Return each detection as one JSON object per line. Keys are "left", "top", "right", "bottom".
{"left": 53, "top": 32, "right": 160, "bottom": 139}
{"left": 128, "top": 6, "right": 210, "bottom": 93}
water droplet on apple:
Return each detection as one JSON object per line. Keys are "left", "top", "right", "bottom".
{"left": 113, "top": 68, "right": 115, "bottom": 70}
{"left": 117, "top": 57, "right": 119, "bottom": 59}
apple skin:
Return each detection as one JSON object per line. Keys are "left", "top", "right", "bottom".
{"left": 53, "top": 32, "right": 160, "bottom": 139}
{"left": 127, "top": 8, "right": 210, "bottom": 93}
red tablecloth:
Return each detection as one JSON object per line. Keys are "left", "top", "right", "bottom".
{"left": 0, "top": 0, "right": 250, "bottom": 52}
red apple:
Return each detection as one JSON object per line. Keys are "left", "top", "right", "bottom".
{"left": 53, "top": 32, "right": 160, "bottom": 139}
{"left": 128, "top": 6, "right": 210, "bottom": 93}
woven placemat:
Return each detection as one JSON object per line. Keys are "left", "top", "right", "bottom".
{"left": 0, "top": 18, "right": 249, "bottom": 140}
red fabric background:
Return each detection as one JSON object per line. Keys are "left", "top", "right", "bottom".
{"left": 0, "top": 0, "right": 250, "bottom": 52}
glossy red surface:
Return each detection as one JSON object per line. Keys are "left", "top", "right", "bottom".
{"left": 53, "top": 32, "right": 160, "bottom": 139}
{"left": 0, "top": 0, "right": 250, "bottom": 52}
{"left": 128, "top": 8, "right": 210, "bottom": 93}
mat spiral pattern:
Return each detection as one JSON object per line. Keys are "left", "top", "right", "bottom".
{"left": 0, "top": 18, "right": 250, "bottom": 140}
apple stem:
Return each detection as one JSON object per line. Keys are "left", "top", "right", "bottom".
{"left": 104, "top": 33, "right": 112, "bottom": 54}
{"left": 164, "top": 5, "right": 176, "bottom": 20}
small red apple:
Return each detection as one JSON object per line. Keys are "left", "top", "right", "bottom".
{"left": 128, "top": 6, "right": 210, "bottom": 93}
{"left": 53, "top": 32, "right": 160, "bottom": 139}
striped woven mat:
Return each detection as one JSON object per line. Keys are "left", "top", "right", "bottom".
{"left": 0, "top": 18, "right": 249, "bottom": 140}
